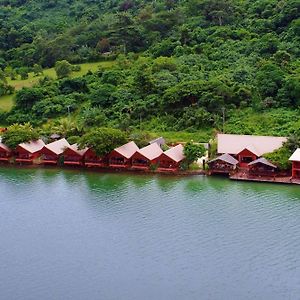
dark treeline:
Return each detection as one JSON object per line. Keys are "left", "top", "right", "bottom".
{"left": 0, "top": 0, "right": 300, "bottom": 138}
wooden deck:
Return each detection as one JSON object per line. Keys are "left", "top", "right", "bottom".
{"left": 229, "top": 170, "right": 298, "bottom": 185}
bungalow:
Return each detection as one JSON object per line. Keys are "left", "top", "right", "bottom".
{"left": 131, "top": 143, "right": 163, "bottom": 170}
{"left": 248, "top": 157, "right": 277, "bottom": 176}
{"left": 0, "top": 142, "right": 12, "bottom": 162}
{"left": 63, "top": 144, "right": 88, "bottom": 166}
{"left": 84, "top": 148, "right": 107, "bottom": 168}
{"left": 208, "top": 153, "right": 239, "bottom": 175}
{"left": 289, "top": 149, "right": 300, "bottom": 179}
{"left": 217, "top": 134, "right": 286, "bottom": 168}
{"left": 15, "top": 139, "right": 45, "bottom": 164}
{"left": 157, "top": 144, "right": 185, "bottom": 172}
{"left": 40, "top": 138, "right": 70, "bottom": 165}
{"left": 108, "top": 141, "right": 139, "bottom": 168}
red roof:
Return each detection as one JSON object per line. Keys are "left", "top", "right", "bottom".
{"left": 67, "top": 144, "right": 89, "bottom": 156}
{"left": 163, "top": 144, "right": 185, "bottom": 162}
{"left": 44, "top": 138, "right": 70, "bottom": 155}
{"left": 0, "top": 142, "right": 11, "bottom": 152}
{"left": 114, "top": 141, "right": 139, "bottom": 159}
{"left": 137, "top": 143, "right": 163, "bottom": 160}
{"left": 18, "top": 139, "right": 45, "bottom": 153}
{"left": 217, "top": 134, "right": 287, "bottom": 156}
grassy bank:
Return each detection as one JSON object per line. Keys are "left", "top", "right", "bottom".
{"left": 0, "top": 94, "right": 15, "bottom": 112}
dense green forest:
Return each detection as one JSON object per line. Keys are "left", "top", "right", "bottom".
{"left": 0, "top": 0, "right": 300, "bottom": 143}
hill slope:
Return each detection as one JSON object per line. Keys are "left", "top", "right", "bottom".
{"left": 0, "top": 0, "right": 299, "bottom": 139}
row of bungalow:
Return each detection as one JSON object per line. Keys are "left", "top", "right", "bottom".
{"left": 0, "top": 138, "right": 185, "bottom": 172}
{"left": 208, "top": 133, "right": 300, "bottom": 180}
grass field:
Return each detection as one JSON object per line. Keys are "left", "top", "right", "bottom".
{"left": 146, "top": 129, "right": 213, "bottom": 143}
{"left": 0, "top": 60, "right": 115, "bottom": 112}
{"left": 0, "top": 94, "right": 15, "bottom": 112}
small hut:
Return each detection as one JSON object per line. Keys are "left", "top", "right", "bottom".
{"left": 157, "top": 144, "right": 185, "bottom": 172}
{"left": 40, "top": 138, "right": 70, "bottom": 165}
{"left": 15, "top": 139, "right": 45, "bottom": 164}
{"left": 208, "top": 153, "right": 239, "bottom": 174}
{"left": 0, "top": 142, "right": 12, "bottom": 162}
{"left": 84, "top": 148, "right": 106, "bottom": 168}
{"left": 131, "top": 143, "right": 163, "bottom": 170}
{"left": 289, "top": 149, "right": 300, "bottom": 179}
{"left": 108, "top": 141, "right": 139, "bottom": 168}
{"left": 63, "top": 144, "right": 88, "bottom": 166}
{"left": 248, "top": 157, "right": 277, "bottom": 176}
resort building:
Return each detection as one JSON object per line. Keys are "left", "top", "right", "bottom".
{"left": 84, "top": 148, "right": 106, "bottom": 168}
{"left": 208, "top": 153, "right": 239, "bottom": 175}
{"left": 248, "top": 157, "right": 277, "bottom": 176}
{"left": 289, "top": 149, "right": 300, "bottom": 179}
{"left": 108, "top": 141, "right": 139, "bottom": 168}
{"left": 63, "top": 144, "right": 88, "bottom": 166}
{"left": 157, "top": 144, "right": 185, "bottom": 172}
{"left": 217, "top": 134, "right": 286, "bottom": 168}
{"left": 15, "top": 139, "right": 45, "bottom": 164}
{"left": 40, "top": 138, "right": 70, "bottom": 165}
{"left": 131, "top": 143, "right": 163, "bottom": 170}
{"left": 0, "top": 143, "right": 12, "bottom": 162}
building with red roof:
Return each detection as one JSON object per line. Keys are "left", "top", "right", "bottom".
{"left": 289, "top": 149, "right": 300, "bottom": 179}
{"left": 15, "top": 139, "right": 45, "bottom": 164}
{"left": 84, "top": 148, "right": 107, "bottom": 168}
{"left": 217, "top": 134, "right": 287, "bottom": 168}
{"left": 108, "top": 141, "right": 139, "bottom": 168}
{"left": 131, "top": 143, "right": 163, "bottom": 170}
{"left": 40, "top": 138, "right": 70, "bottom": 165}
{"left": 0, "top": 142, "right": 12, "bottom": 163}
{"left": 157, "top": 144, "right": 185, "bottom": 172}
{"left": 63, "top": 144, "right": 88, "bottom": 166}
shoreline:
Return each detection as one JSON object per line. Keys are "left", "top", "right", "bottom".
{"left": 1, "top": 162, "right": 299, "bottom": 185}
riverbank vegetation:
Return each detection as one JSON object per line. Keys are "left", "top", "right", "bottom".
{"left": 0, "top": 0, "right": 299, "bottom": 144}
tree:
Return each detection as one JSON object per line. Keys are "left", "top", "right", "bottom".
{"left": 55, "top": 60, "right": 72, "bottom": 79}
{"left": 33, "top": 64, "right": 43, "bottom": 76}
{"left": 15, "top": 87, "right": 44, "bottom": 110}
{"left": 2, "top": 123, "right": 39, "bottom": 149}
{"left": 183, "top": 142, "right": 206, "bottom": 166}
{"left": 265, "top": 145, "right": 292, "bottom": 170}
{"left": 79, "top": 127, "right": 127, "bottom": 156}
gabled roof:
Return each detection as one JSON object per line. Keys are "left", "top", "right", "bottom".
{"left": 0, "top": 142, "right": 11, "bottom": 152}
{"left": 44, "top": 138, "right": 70, "bottom": 155}
{"left": 114, "top": 141, "right": 139, "bottom": 159}
{"left": 149, "top": 137, "right": 165, "bottom": 147}
{"left": 217, "top": 134, "right": 287, "bottom": 156}
{"left": 248, "top": 157, "right": 277, "bottom": 168}
{"left": 64, "top": 144, "right": 89, "bottom": 156}
{"left": 18, "top": 139, "right": 45, "bottom": 154}
{"left": 208, "top": 153, "right": 239, "bottom": 165}
{"left": 163, "top": 144, "right": 185, "bottom": 163}
{"left": 289, "top": 148, "right": 300, "bottom": 162}
{"left": 137, "top": 143, "right": 163, "bottom": 160}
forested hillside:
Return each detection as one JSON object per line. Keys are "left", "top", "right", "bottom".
{"left": 0, "top": 0, "right": 299, "bottom": 141}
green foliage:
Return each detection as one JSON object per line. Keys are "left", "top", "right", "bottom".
{"left": 55, "top": 60, "right": 72, "bottom": 79}
{"left": 183, "top": 142, "right": 206, "bottom": 166}
{"left": 79, "top": 127, "right": 127, "bottom": 156}
{"left": 2, "top": 123, "right": 39, "bottom": 149}
{"left": 265, "top": 145, "right": 292, "bottom": 170}
{"left": 0, "top": 0, "right": 300, "bottom": 138}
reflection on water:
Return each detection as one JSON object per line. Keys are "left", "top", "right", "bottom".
{"left": 0, "top": 167, "right": 300, "bottom": 300}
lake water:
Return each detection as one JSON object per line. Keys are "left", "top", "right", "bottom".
{"left": 0, "top": 167, "right": 300, "bottom": 300}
